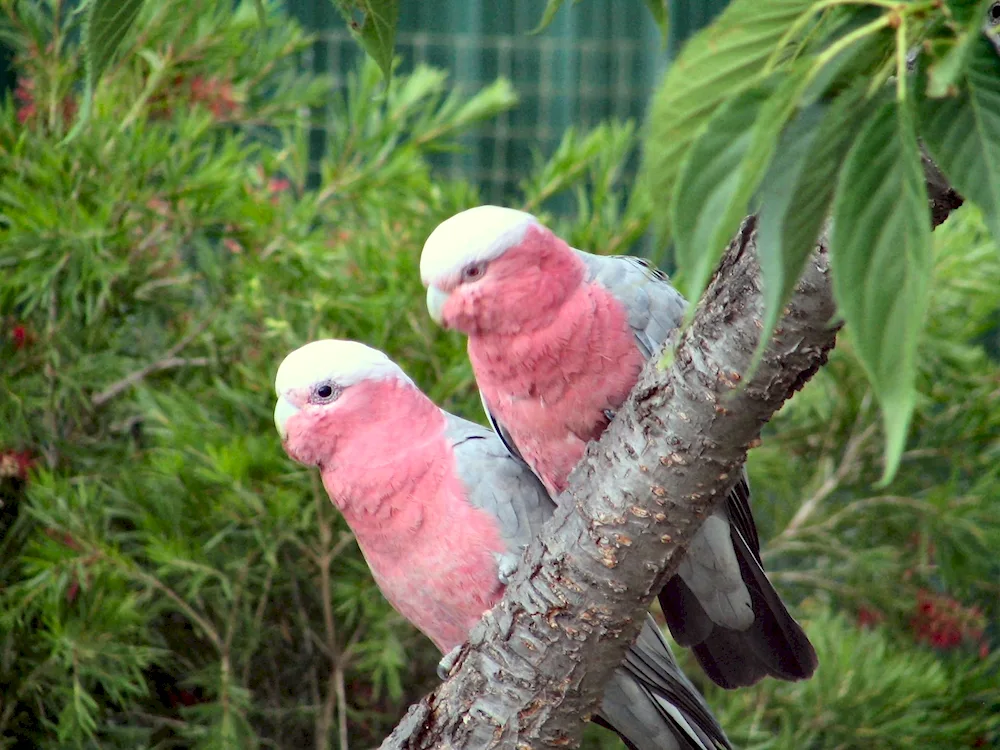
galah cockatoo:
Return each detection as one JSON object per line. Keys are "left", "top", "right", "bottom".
{"left": 420, "top": 206, "right": 818, "bottom": 689}
{"left": 274, "top": 339, "right": 732, "bottom": 750}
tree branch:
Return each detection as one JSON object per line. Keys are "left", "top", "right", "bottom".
{"left": 381, "top": 173, "right": 964, "bottom": 750}
{"left": 90, "top": 314, "right": 218, "bottom": 408}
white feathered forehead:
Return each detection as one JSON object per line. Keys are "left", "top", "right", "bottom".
{"left": 420, "top": 205, "right": 539, "bottom": 285}
{"left": 275, "top": 339, "right": 413, "bottom": 394}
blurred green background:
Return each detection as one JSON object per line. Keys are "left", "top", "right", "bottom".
{"left": 0, "top": 1, "right": 997, "bottom": 748}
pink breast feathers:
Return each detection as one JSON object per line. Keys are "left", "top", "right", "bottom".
{"left": 471, "top": 280, "right": 645, "bottom": 495}
{"left": 316, "top": 382, "right": 509, "bottom": 654}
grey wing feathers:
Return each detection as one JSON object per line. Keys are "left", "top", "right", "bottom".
{"left": 573, "top": 249, "right": 687, "bottom": 359}
{"left": 444, "top": 412, "right": 555, "bottom": 552}
{"left": 479, "top": 388, "right": 525, "bottom": 463}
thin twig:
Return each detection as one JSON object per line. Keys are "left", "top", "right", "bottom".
{"left": 775, "top": 420, "right": 878, "bottom": 543}
{"left": 43, "top": 284, "right": 60, "bottom": 469}
{"left": 336, "top": 663, "right": 349, "bottom": 750}
{"left": 91, "top": 313, "right": 218, "bottom": 408}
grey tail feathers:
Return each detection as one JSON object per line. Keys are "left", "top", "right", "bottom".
{"left": 595, "top": 617, "right": 732, "bottom": 750}
{"left": 659, "top": 525, "right": 818, "bottom": 690}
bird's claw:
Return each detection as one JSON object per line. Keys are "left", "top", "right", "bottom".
{"left": 494, "top": 551, "right": 520, "bottom": 585}
{"left": 603, "top": 408, "right": 617, "bottom": 422}
{"left": 437, "top": 645, "right": 463, "bottom": 681}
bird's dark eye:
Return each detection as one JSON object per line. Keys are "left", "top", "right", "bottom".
{"left": 990, "top": 2, "right": 1000, "bottom": 23}
{"left": 462, "top": 262, "right": 487, "bottom": 281}
{"left": 313, "top": 383, "right": 340, "bottom": 403}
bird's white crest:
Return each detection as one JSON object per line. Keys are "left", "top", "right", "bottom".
{"left": 274, "top": 339, "right": 413, "bottom": 396}
{"left": 420, "top": 205, "right": 538, "bottom": 285}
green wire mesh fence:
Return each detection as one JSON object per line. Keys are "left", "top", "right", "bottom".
{"left": 288, "top": 0, "right": 668, "bottom": 203}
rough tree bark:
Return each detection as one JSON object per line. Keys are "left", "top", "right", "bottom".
{"left": 380, "top": 177, "right": 963, "bottom": 750}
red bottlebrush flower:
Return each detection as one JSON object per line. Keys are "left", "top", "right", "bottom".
{"left": 12, "top": 325, "right": 28, "bottom": 349}
{"left": 66, "top": 575, "right": 80, "bottom": 603}
{"left": 268, "top": 178, "right": 291, "bottom": 194}
{"left": 222, "top": 237, "right": 243, "bottom": 255}
{"left": 15, "top": 77, "right": 36, "bottom": 124}
{"left": 0, "top": 450, "right": 35, "bottom": 480}
{"left": 189, "top": 76, "right": 241, "bottom": 120}
{"left": 14, "top": 76, "right": 77, "bottom": 128}
{"left": 980, "top": 641, "right": 991, "bottom": 660}
{"left": 266, "top": 177, "right": 291, "bottom": 204}
{"left": 910, "top": 589, "right": 988, "bottom": 652}
{"left": 857, "top": 606, "right": 884, "bottom": 629}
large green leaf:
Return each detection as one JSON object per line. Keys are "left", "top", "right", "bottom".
{"left": 831, "top": 101, "right": 932, "bottom": 484}
{"left": 754, "top": 83, "right": 875, "bottom": 372}
{"left": 642, "top": 0, "right": 814, "bottom": 244}
{"left": 671, "top": 67, "right": 810, "bottom": 300}
{"left": 85, "top": 0, "right": 146, "bottom": 87}
{"left": 335, "top": 0, "right": 399, "bottom": 80}
{"left": 920, "top": 35, "right": 1000, "bottom": 247}
{"left": 63, "top": 0, "right": 147, "bottom": 143}
{"left": 670, "top": 86, "right": 772, "bottom": 300}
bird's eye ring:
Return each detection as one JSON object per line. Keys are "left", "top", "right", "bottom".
{"left": 313, "top": 383, "right": 340, "bottom": 403}
{"left": 462, "top": 262, "right": 487, "bottom": 281}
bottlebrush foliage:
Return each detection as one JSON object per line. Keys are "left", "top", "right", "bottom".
{"left": 0, "top": 1, "right": 998, "bottom": 749}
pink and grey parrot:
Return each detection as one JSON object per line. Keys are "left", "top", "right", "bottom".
{"left": 419, "top": 206, "right": 818, "bottom": 689}
{"left": 273, "top": 339, "right": 731, "bottom": 750}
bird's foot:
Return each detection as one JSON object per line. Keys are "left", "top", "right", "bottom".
{"left": 603, "top": 408, "right": 617, "bottom": 422}
{"left": 493, "top": 550, "right": 521, "bottom": 585}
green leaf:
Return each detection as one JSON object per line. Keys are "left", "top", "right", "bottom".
{"left": 642, "top": 0, "right": 814, "bottom": 245}
{"left": 920, "top": 35, "right": 1000, "bottom": 246}
{"left": 644, "top": 0, "right": 669, "bottom": 42}
{"left": 670, "top": 86, "right": 771, "bottom": 299}
{"left": 63, "top": 0, "right": 146, "bottom": 144}
{"left": 671, "top": 66, "right": 809, "bottom": 300}
{"left": 336, "top": 0, "right": 400, "bottom": 80}
{"left": 532, "top": 0, "right": 568, "bottom": 33}
{"left": 831, "top": 101, "right": 932, "bottom": 484}
{"left": 85, "top": 0, "right": 146, "bottom": 85}
{"left": 754, "top": 83, "right": 874, "bottom": 374}
{"left": 926, "top": 0, "right": 993, "bottom": 97}
{"left": 253, "top": 0, "right": 268, "bottom": 26}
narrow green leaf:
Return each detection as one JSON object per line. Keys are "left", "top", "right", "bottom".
{"left": 63, "top": 0, "right": 147, "bottom": 144}
{"left": 335, "top": 0, "right": 399, "bottom": 80}
{"left": 643, "top": 0, "right": 669, "bottom": 42}
{"left": 253, "top": 0, "right": 268, "bottom": 26}
{"left": 920, "top": 35, "right": 1000, "bottom": 246}
{"left": 642, "top": 0, "right": 815, "bottom": 245}
{"left": 831, "top": 101, "right": 932, "bottom": 484}
{"left": 532, "top": 0, "right": 568, "bottom": 34}
{"left": 754, "top": 83, "right": 874, "bottom": 374}
{"left": 670, "top": 86, "right": 771, "bottom": 299}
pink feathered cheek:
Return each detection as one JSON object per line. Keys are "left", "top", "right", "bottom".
{"left": 442, "top": 291, "right": 475, "bottom": 332}
{"left": 281, "top": 409, "right": 331, "bottom": 467}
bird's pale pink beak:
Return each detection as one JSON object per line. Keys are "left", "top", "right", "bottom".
{"left": 426, "top": 285, "right": 449, "bottom": 326}
{"left": 274, "top": 395, "right": 299, "bottom": 441}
